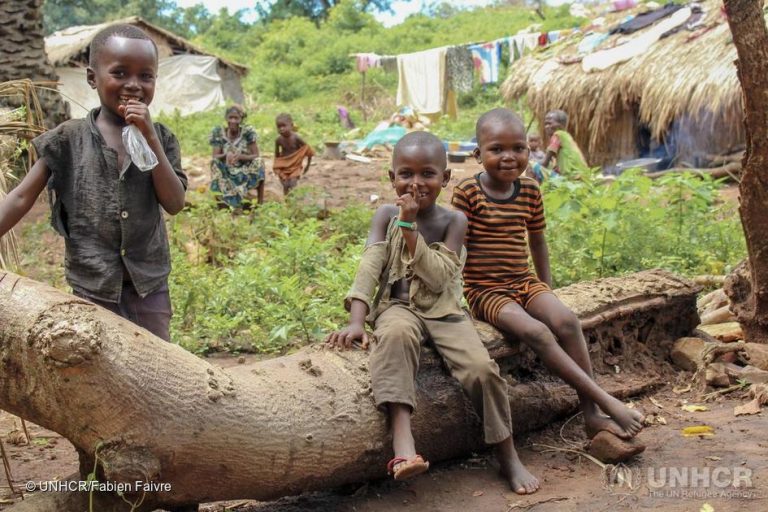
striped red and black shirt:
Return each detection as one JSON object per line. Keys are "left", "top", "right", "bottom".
{"left": 451, "top": 174, "right": 546, "bottom": 287}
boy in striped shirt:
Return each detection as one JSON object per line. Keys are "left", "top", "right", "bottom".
{"left": 452, "top": 108, "right": 644, "bottom": 460}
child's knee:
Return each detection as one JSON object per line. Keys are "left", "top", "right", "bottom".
{"left": 551, "top": 310, "right": 581, "bottom": 336}
{"left": 374, "top": 325, "right": 421, "bottom": 350}
{"left": 465, "top": 357, "right": 501, "bottom": 384}
{"left": 523, "top": 324, "right": 557, "bottom": 350}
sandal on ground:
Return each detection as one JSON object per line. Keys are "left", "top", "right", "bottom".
{"left": 387, "top": 455, "right": 430, "bottom": 480}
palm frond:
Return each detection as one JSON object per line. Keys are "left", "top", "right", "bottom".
{"left": 0, "top": 79, "right": 51, "bottom": 270}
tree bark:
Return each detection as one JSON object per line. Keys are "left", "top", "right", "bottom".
{"left": 0, "top": 0, "right": 69, "bottom": 127}
{"left": 723, "top": 0, "right": 768, "bottom": 344}
{"left": 0, "top": 269, "right": 700, "bottom": 511}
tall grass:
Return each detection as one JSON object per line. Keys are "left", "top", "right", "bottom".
{"left": 0, "top": 80, "right": 48, "bottom": 270}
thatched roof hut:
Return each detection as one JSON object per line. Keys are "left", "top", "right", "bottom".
{"left": 46, "top": 16, "right": 248, "bottom": 117}
{"left": 502, "top": 1, "right": 745, "bottom": 168}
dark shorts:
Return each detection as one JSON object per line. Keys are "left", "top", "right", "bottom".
{"left": 76, "top": 282, "right": 172, "bottom": 341}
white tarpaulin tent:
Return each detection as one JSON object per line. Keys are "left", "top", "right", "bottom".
{"left": 56, "top": 55, "right": 226, "bottom": 118}
{"left": 45, "top": 17, "right": 247, "bottom": 119}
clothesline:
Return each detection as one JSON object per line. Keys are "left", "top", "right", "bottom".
{"left": 350, "top": 28, "right": 573, "bottom": 117}
{"left": 351, "top": 27, "right": 573, "bottom": 84}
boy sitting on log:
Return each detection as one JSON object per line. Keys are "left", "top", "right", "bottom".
{"left": 326, "top": 131, "right": 540, "bottom": 495}
{"left": 452, "top": 108, "right": 644, "bottom": 450}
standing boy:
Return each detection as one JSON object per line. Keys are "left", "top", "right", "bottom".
{"left": 326, "top": 131, "right": 540, "bottom": 495}
{"left": 273, "top": 113, "right": 314, "bottom": 196}
{"left": 452, "top": 108, "right": 644, "bottom": 446}
{"left": 0, "top": 24, "right": 187, "bottom": 343}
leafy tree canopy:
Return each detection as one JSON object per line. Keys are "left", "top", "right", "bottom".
{"left": 42, "top": 0, "right": 215, "bottom": 37}
{"left": 255, "top": 0, "right": 396, "bottom": 24}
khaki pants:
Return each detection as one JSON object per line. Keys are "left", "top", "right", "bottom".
{"left": 370, "top": 304, "right": 513, "bottom": 444}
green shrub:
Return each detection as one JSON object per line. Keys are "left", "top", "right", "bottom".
{"left": 167, "top": 191, "right": 369, "bottom": 354}
{"left": 543, "top": 171, "right": 745, "bottom": 287}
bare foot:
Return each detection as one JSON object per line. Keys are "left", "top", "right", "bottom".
{"left": 589, "top": 398, "right": 644, "bottom": 439}
{"left": 500, "top": 455, "right": 540, "bottom": 494}
{"left": 498, "top": 445, "right": 540, "bottom": 495}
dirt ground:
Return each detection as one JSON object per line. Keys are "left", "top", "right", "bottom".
{"left": 1, "top": 157, "right": 753, "bottom": 512}
{"left": 184, "top": 152, "right": 489, "bottom": 209}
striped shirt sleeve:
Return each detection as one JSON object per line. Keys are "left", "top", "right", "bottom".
{"left": 451, "top": 181, "right": 471, "bottom": 216}
{"left": 525, "top": 181, "right": 546, "bottom": 232}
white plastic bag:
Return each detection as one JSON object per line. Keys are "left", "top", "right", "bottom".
{"left": 122, "top": 124, "right": 158, "bottom": 172}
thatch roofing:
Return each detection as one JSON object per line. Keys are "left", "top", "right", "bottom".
{"left": 501, "top": 1, "right": 745, "bottom": 166}
{"left": 45, "top": 16, "right": 247, "bottom": 75}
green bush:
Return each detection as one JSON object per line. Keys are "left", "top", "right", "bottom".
{"left": 543, "top": 170, "right": 745, "bottom": 287}
{"left": 167, "top": 190, "right": 369, "bottom": 354}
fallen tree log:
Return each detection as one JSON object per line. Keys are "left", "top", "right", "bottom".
{"left": 0, "top": 269, "right": 700, "bottom": 511}
{"left": 645, "top": 162, "right": 742, "bottom": 181}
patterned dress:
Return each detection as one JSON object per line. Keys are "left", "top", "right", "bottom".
{"left": 209, "top": 125, "right": 265, "bottom": 207}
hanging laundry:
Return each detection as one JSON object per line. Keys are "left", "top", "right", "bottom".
{"left": 396, "top": 47, "right": 448, "bottom": 115}
{"left": 469, "top": 42, "right": 501, "bottom": 84}
{"left": 612, "top": 0, "right": 637, "bottom": 12}
{"left": 355, "top": 53, "right": 381, "bottom": 73}
{"left": 584, "top": 7, "right": 692, "bottom": 71}
{"left": 508, "top": 36, "right": 524, "bottom": 63}
{"left": 547, "top": 31, "right": 561, "bottom": 44}
{"left": 538, "top": 32, "right": 548, "bottom": 46}
{"left": 446, "top": 46, "right": 474, "bottom": 93}
{"left": 380, "top": 56, "right": 397, "bottom": 73}
{"left": 610, "top": 3, "right": 683, "bottom": 34}
{"left": 507, "top": 33, "right": 540, "bottom": 64}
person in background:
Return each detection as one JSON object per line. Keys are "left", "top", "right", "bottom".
{"left": 210, "top": 104, "right": 264, "bottom": 207}
{"left": 273, "top": 113, "right": 314, "bottom": 196}
{"left": 542, "top": 110, "right": 590, "bottom": 178}
{"left": 524, "top": 132, "right": 547, "bottom": 183}
{"left": 528, "top": 133, "right": 546, "bottom": 163}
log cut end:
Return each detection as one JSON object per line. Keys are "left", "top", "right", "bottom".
{"left": 100, "top": 443, "right": 162, "bottom": 485}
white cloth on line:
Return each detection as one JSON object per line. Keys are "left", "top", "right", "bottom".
{"left": 396, "top": 47, "right": 447, "bottom": 115}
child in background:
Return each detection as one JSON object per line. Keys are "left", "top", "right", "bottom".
{"left": 273, "top": 113, "right": 314, "bottom": 196}
{"left": 524, "top": 132, "right": 547, "bottom": 184}
{"left": 453, "top": 108, "right": 644, "bottom": 452}
{"left": 542, "top": 109, "right": 590, "bottom": 178}
{"left": 528, "top": 133, "right": 546, "bottom": 163}
{"left": 0, "top": 24, "right": 187, "bottom": 345}
{"left": 326, "top": 131, "right": 540, "bottom": 495}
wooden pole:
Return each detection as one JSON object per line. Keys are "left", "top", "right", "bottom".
{"left": 361, "top": 70, "right": 367, "bottom": 121}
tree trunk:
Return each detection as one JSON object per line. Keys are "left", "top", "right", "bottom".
{"left": 722, "top": 0, "right": 768, "bottom": 344}
{"left": 0, "top": 0, "right": 69, "bottom": 127}
{"left": 0, "top": 269, "right": 700, "bottom": 511}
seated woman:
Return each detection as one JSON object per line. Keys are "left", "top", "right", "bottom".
{"left": 210, "top": 105, "right": 265, "bottom": 208}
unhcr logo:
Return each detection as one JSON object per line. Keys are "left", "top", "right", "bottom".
{"left": 603, "top": 464, "right": 761, "bottom": 499}
{"left": 647, "top": 466, "right": 753, "bottom": 490}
